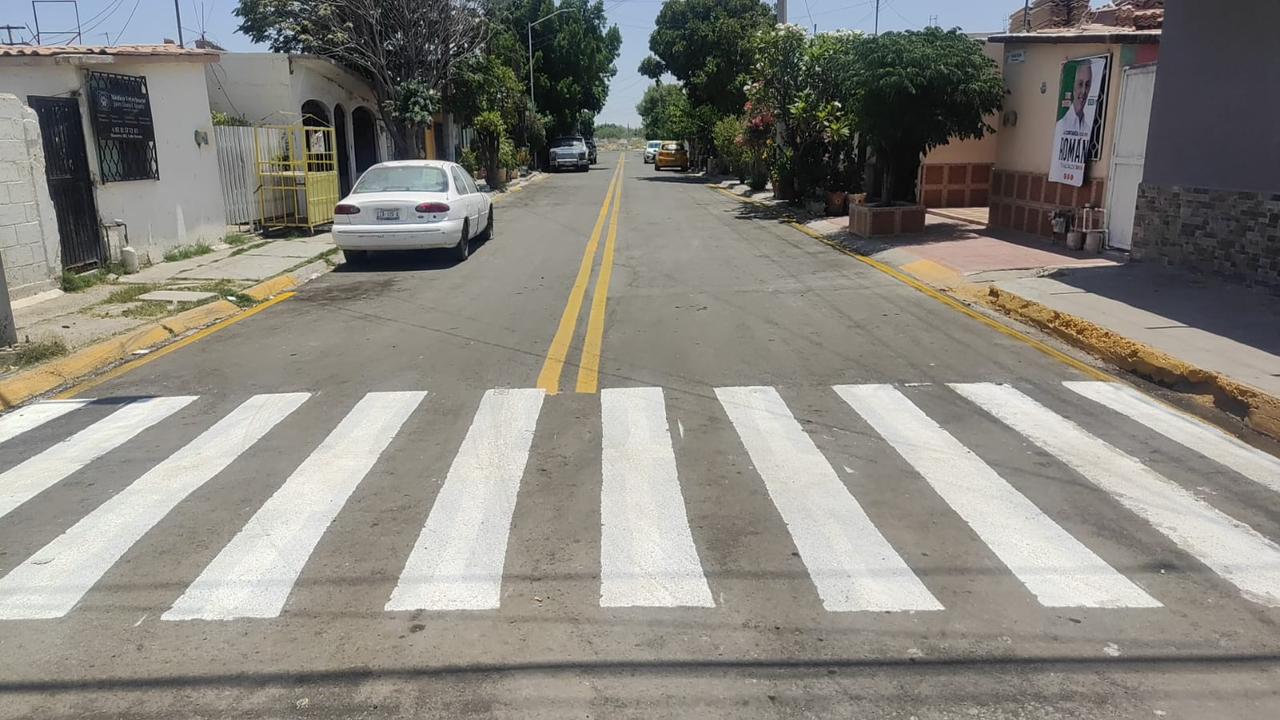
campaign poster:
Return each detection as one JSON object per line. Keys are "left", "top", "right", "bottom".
{"left": 1048, "top": 55, "right": 1109, "bottom": 187}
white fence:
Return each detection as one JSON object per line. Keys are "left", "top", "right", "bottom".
{"left": 215, "top": 126, "right": 257, "bottom": 225}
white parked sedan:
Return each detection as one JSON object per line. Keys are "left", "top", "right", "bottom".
{"left": 332, "top": 160, "right": 493, "bottom": 263}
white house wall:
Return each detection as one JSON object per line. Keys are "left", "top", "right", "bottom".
{"left": 1, "top": 59, "right": 226, "bottom": 263}
{"left": 205, "top": 54, "right": 295, "bottom": 125}
{"left": 206, "top": 53, "right": 392, "bottom": 182}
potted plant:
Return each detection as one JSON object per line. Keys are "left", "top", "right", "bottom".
{"left": 771, "top": 146, "right": 796, "bottom": 201}
{"left": 824, "top": 187, "right": 848, "bottom": 216}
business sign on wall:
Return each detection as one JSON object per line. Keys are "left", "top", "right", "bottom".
{"left": 1048, "top": 55, "right": 1109, "bottom": 188}
{"left": 86, "top": 71, "right": 159, "bottom": 181}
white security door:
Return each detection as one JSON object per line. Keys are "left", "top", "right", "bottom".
{"left": 1106, "top": 65, "right": 1158, "bottom": 250}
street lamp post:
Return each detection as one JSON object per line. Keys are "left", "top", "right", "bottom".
{"left": 527, "top": 6, "right": 583, "bottom": 170}
{"left": 527, "top": 7, "right": 580, "bottom": 116}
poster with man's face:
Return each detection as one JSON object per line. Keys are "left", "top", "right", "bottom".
{"left": 1048, "top": 56, "right": 1109, "bottom": 187}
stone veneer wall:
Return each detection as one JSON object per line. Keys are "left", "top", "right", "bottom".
{"left": 1132, "top": 183, "right": 1280, "bottom": 289}
{"left": 989, "top": 169, "right": 1105, "bottom": 238}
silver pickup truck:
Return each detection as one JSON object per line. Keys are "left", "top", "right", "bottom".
{"left": 549, "top": 136, "right": 590, "bottom": 172}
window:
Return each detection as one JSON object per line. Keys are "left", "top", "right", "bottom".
{"left": 460, "top": 169, "right": 479, "bottom": 195}
{"left": 86, "top": 71, "right": 159, "bottom": 182}
{"left": 352, "top": 165, "right": 449, "bottom": 193}
{"left": 451, "top": 167, "right": 470, "bottom": 195}
{"left": 662, "top": 142, "right": 683, "bottom": 151}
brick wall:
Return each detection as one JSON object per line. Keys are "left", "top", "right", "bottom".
{"left": 0, "top": 94, "right": 61, "bottom": 299}
{"left": 918, "top": 162, "right": 992, "bottom": 208}
{"left": 989, "top": 168, "right": 1105, "bottom": 238}
{"left": 1132, "top": 183, "right": 1280, "bottom": 289}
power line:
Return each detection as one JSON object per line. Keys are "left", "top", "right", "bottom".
{"left": 112, "top": 0, "right": 142, "bottom": 46}
{"left": 886, "top": 0, "right": 920, "bottom": 28}
{"left": 810, "top": 1, "right": 875, "bottom": 22}
{"left": 79, "top": 0, "right": 128, "bottom": 36}
{"left": 78, "top": 0, "right": 126, "bottom": 30}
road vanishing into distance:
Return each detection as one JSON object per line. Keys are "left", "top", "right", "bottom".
{"left": 1, "top": 151, "right": 1279, "bottom": 719}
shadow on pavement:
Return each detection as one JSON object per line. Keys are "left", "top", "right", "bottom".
{"left": 636, "top": 173, "right": 710, "bottom": 185}
{"left": 334, "top": 237, "right": 492, "bottom": 273}
{"left": 1048, "top": 262, "right": 1280, "bottom": 357}
{"left": 5, "top": 651, "right": 1280, "bottom": 693}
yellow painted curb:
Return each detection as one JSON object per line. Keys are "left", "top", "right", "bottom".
{"left": 0, "top": 299, "right": 265, "bottom": 409}
{"left": 243, "top": 274, "right": 298, "bottom": 302}
{"left": 54, "top": 293, "right": 295, "bottom": 400}
{"left": 982, "top": 286, "right": 1280, "bottom": 440}
{"left": 901, "top": 259, "right": 965, "bottom": 289}
{"left": 160, "top": 299, "right": 239, "bottom": 334}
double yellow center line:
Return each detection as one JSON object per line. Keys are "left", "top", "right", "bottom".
{"left": 535, "top": 153, "right": 625, "bottom": 394}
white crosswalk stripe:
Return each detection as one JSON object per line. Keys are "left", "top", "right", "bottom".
{"left": 386, "top": 388, "right": 544, "bottom": 612}
{"left": 0, "top": 399, "right": 92, "bottom": 445}
{"left": 1065, "top": 381, "right": 1280, "bottom": 495}
{"left": 716, "top": 386, "right": 943, "bottom": 612}
{"left": 165, "top": 391, "right": 425, "bottom": 621}
{"left": 953, "top": 382, "right": 1280, "bottom": 607}
{"left": 599, "top": 387, "right": 713, "bottom": 608}
{"left": 0, "top": 393, "right": 309, "bottom": 620}
{"left": 0, "top": 396, "right": 197, "bottom": 521}
{"left": 835, "top": 384, "right": 1159, "bottom": 608}
{"left": 0, "top": 381, "right": 1278, "bottom": 621}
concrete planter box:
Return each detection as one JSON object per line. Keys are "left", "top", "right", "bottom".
{"left": 849, "top": 202, "right": 926, "bottom": 237}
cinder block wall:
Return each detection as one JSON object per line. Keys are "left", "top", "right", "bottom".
{"left": 0, "top": 94, "right": 61, "bottom": 299}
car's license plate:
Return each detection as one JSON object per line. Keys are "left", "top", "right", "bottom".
{"left": 377, "top": 209, "right": 399, "bottom": 221}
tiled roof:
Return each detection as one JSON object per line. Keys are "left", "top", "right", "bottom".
{"left": 0, "top": 44, "right": 218, "bottom": 58}
{"left": 988, "top": 25, "right": 1161, "bottom": 44}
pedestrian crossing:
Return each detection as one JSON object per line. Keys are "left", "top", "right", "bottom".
{"left": 0, "top": 380, "right": 1277, "bottom": 622}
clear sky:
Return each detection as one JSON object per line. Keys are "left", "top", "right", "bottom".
{"left": 9, "top": 0, "right": 1054, "bottom": 126}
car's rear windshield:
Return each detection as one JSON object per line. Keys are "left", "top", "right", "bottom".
{"left": 662, "top": 142, "right": 683, "bottom": 151}
{"left": 552, "top": 137, "right": 584, "bottom": 148}
{"left": 353, "top": 166, "right": 449, "bottom": 193}
{"left": 647, "top": 141, "right": 661, "bottom": 147}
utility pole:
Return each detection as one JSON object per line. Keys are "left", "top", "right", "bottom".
{"left": 776, "top": 0, "right": 786, "bottom": 24}
{"left": 1023, "top": 0, "right": 1031, "bottom": 31}
{"left": 874, "top": 0, "right": 880, "bottom": 36}
{"left": 174, "top": 0, "right": 184, "bottom": 47}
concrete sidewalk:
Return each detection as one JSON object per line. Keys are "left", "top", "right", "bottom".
{"left": 0, "top": 233, "right": 338, "bottom": 407}
{"left": 712, "top": 179, "right": 1280, "bottom": 437}
{"left": 11, "top": 235, "right": 336, "bottom": 355}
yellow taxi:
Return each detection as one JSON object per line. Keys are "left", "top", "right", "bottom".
{"left": 654, "top": 140, "right": 689, "bottom": 172}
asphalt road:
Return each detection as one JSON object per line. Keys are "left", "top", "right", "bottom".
{"left": 1, "top": 151, "right": 1279, "bottom": 719}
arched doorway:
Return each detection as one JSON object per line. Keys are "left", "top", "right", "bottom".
{"left": 333, "top": 104, "right": 352, "bottom": 195}
{"left": 300, "top": 100, "right": 332, "bottom": 172}
{"left": 300, "top": 99, "right": 330, "bottom": 128}
{"left": 352, "top": 106, "right": 379, "bottom": 173}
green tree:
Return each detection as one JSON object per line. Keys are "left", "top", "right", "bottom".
{"left": 643, "top": 0, "right": 775, "bottom": 116}
{"left": 234, "top": 0, "right": 489, "bottom": 158}
{"left": 635, "top": 83, "right": 688, "bottom": 140}
{"left": 594, "top": 123, "right": 642, "bottom": 140}
{"left": 849, "top": 28, "right": 1004, "bottom": 203}
{"left": 444, "top": 53, "right": 525, "bottom": 131}
{"left": 519, "top": 0, "right": 622, "bottom": 134}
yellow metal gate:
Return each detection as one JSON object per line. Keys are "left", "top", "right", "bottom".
{"left": 254, "top": 124, "right": 339, "bottom": 231}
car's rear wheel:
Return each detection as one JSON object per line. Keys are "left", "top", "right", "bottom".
{"left": 479, "top": 208, "right": 494, "bottom": 242}
{"left": 454, "top": 221, "right": 470, "bottom": 261}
